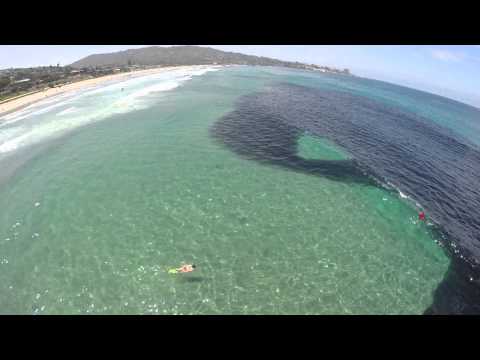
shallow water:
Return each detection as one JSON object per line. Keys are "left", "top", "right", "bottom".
{"left": 0, "top": 66, "right": 478, "bottom": 314}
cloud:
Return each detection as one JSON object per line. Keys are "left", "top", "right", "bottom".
{"left": 430, "top": 49, "right": 466, "bottom": 62}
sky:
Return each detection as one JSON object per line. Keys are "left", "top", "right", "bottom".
{"left": 0, "top": 45, "right": 479, "bottom": 107}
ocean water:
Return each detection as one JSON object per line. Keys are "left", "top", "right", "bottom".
{"left": 0, "top": 66, "right": 479, "bottom": 314}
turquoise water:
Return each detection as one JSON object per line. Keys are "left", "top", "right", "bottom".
{"left": 0, "top": 67, "right": 453, "bottom": 314}
{"left": 297, "top": 135, "right": 351, "bottom": 160}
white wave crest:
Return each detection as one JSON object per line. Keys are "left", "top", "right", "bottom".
{"left": 56, "top": 106, "right": 80, "bottom": 116}
{"left": 399, "top": 191, "right": 408, "bottom": 199}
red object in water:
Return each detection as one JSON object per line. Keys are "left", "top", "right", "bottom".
{"left": 419, "top": 211, "right": 426, "bottom": 221}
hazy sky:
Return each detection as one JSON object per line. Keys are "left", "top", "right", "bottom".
{"left": 0, "top": 45, "right": 479, "bottom": 107}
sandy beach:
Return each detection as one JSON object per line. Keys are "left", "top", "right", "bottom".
{"left": 0, "top": 65, "right": 212, "bottom": 118}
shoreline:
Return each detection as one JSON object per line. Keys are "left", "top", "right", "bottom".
{"left": 0, "top": 65, "right": 215, "bottom": 119}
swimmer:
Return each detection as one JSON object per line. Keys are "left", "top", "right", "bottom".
{"left": 168, "top": 264, "right": 196, "bottom": 274}
{"left": 418, "top": 211, "right": 426, "bottom": 221}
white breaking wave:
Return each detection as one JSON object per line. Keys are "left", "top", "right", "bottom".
{"left": 122, "top": 79, "right": 182, "bottom": 101}
{"left": 0, "top": 66, "right": 221, "bottom": 155}
{"left": 56, "top": 106, "right": 80, "bottom": 116}
{"left": 0, "top": 126, "right": 26, "bottom": 147}
{"left": 399, "top": 191, "right": 408, "bottom": 199}
{"left": 385, "top": 180, "right": 425, "bottom": 211}
{"left": 0, "top": 94, "right": 77, "bottom": 126}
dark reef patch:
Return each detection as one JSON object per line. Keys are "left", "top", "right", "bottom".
{"left": 211, "top": 104, "right": 374, "bottom": 185}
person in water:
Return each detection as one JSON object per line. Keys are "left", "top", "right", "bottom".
{"left": 418, "top": 211, "right": 426, "bottom": 221}
{"left": 168, "top": 264, "right": 196, "bottom": 274}
{"left": 178, "top": 264, "right": 196, "bottom": 273}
